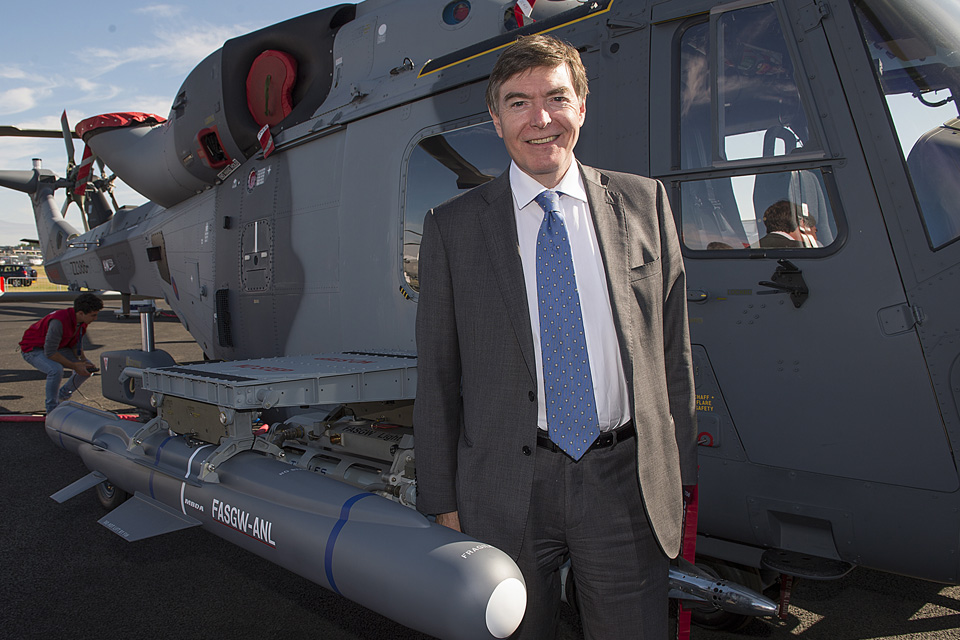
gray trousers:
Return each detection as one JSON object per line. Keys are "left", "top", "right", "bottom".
{"left": 511, "top": 434, "right": 669, "bottom": 640}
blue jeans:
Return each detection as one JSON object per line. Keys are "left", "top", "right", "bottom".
{"left": 22, "top": 349, "right": 88, "bottom": 413}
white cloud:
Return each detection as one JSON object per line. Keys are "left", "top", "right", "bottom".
{"left": 74, "top": 78, "right": 99, "bottom": 93}
{"left": 123, "top": 94, "right": 174, "bottom": 118}
{"left": 0, "top": 138, "right": 68, "bottom": 172}
{"left": 0, "top": 87, "right": 45, "bottom": 116}
{"left": 135, "top": 5, "right": 186, "bottom": 19}
{"left": 0, "top": 66, "right": 26, "bottom": 79}
{"left": 79, "top": 23, "right": 244, "bottom": 77}
{"left": 12, "top": 114, "right": 71, "bottom": 132}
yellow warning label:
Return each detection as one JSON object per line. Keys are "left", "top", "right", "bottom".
{"left": 696, "top": 394, "right": 714, "bottom": 412}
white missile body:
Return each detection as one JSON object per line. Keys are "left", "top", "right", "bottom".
{"left": 46, "top": 402, "right": 526, "bottom": 640}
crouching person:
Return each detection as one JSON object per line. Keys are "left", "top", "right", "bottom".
{"left": 20, "top": 292, "right": 103, "bottom": 413}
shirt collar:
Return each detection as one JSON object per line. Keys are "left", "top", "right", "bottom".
{"left": 510, "top": 158, "right": 587, "bottom": 211}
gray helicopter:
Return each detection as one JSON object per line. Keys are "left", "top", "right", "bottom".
{"left": 2, "top": 0, "right": 959, "bottom": 635}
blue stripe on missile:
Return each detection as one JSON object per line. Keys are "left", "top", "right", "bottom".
{"left": 148, "top": 435, "right": 176, "bottom": 499}
{"left": 324, "top": 493, "right": 377, "bottom": 595}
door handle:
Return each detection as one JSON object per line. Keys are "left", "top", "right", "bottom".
{"left": 686, "top": 289, "right": 708, "bottom": 303}
{"left": 757, "top": 259, "right": 809, "bottom": 308}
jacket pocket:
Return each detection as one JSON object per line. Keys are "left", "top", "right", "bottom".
{"left": 629, "top": 257, "right": 662, "bottom": 281}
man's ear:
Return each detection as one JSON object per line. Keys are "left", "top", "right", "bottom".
{"left": 489, "top": 107, "right": 504, "bottom": 139}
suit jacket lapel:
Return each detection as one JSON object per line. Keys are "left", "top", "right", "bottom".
{"left": 581, "top": 164, "right": 636, "bottom": 386}
{"left": 477, "top": 172, "right": 537, "bottom": 381}
{"left": 582, "top": 164, "right": 628, "bottom": 284}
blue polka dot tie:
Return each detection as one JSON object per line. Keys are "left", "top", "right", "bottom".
{"left": 535, "top": 190, "right": 600, "bottom": 461}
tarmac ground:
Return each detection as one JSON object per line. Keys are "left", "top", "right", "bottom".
{"left": 2, "top": 299, "right": 960, "bottom": 639}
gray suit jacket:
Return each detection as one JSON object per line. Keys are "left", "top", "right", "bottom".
{"left": 413, "top": 164, "right": 697, "bottom": 559}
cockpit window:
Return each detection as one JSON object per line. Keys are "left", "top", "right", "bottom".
{"left": 717, "top": 3, "right": 818, "bottom": 162}
{"left": 680, "top": 3, "right": 820, "bottom": 170}
{"left": 402, "top": 121, "right": 509, "bottom": 292}
{"left": 674, "top": 2, "right": 839, "bottom": 252}
{"left": 853, "top": 0, "right": 960, "bottom": 249}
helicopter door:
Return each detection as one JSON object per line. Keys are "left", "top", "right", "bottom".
{"left": 648, "top": 0, "right": 957, "bottom": 492}
{"left": 837, "top": 0, "right": 960, "bottom": 457}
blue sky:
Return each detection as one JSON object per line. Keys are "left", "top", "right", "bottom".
{"left": 0, "top": 1, "right": 339, "bottom": 247}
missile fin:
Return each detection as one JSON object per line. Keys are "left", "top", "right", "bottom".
{"left": 50, "top": 471, "right": 107, "bottom": 503}
{"left": 98, "top": 491, "right": 201, "bottom": 542}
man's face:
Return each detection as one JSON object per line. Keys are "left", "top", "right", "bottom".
{"left": 76, "top": 310, "right": 99, "bottom": 325}
{"left": 489, "top": 63, "right": 586, "bottom": 189}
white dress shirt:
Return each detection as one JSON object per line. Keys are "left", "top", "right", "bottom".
{"left": 510, "top": 160, "right": 630, "bottom": 432}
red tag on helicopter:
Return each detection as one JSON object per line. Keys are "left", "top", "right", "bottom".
{"left": 258, "top": 124, "right": 276, "bottom": 158}
{"left": 514, "top": 0, "right": 535, "bottom": 27}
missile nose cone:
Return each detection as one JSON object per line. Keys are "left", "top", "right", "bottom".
{"left": 485, "top": 577, "right": 526, "bottom": 638}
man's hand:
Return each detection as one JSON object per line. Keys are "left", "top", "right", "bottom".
{"left": 436, "top": 511, "right": 462, "bottom": 532}
{"left": 73, "top": 361, "right": 94, "bottom": 377}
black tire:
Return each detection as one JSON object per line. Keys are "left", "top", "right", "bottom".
{"left": 95, "top": 480, "right": 130, "bottom": 511}
{"left": 690, "top": 559, "right": 764, "bottom": 632}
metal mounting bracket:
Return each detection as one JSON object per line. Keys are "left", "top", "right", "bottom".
{"left": 758, "top": 259, "right": 809, "bottom": 308}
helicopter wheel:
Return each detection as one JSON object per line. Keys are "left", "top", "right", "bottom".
{"left": 95, "top": 480, "right": 129, "bottom": 511}
{"left": 690, "top": 559, "right": 764, "bottom": 632}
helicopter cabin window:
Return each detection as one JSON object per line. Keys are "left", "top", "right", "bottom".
{"left": 680, "top": 169, "right": 837, "bottom": 249}
{"left": 675, "top": 2, "right": 839, "bottom": 252}
{"left": 402, "top": 121, "right": 510, "bottom": 292}
{"left": 853, "top": 0, "right": 960, "bottom": 250}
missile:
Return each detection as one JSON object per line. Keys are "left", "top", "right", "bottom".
{"left": 668, "top": 558, "right": 778, "bottom": 617}
{"left": 46, "top": 402, "right": 526, "bottom": 640}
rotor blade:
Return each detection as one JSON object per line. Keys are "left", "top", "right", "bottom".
{"left": 61, "top": 194, "right": 89, "bottom": 232}
{"left": 79, "top": 199, "right": 90, "bottom": 232}
{"left": 61, "top": 111, "right": 76, "bottom": 167}
{"left": 74, "top": 146, "right": 96, "bottom": 197}
{"left": 104, "top": 174, "right": 120, "bottom": 211}
{"left": 418, "top": 135, "right": 495, "bottom": 189}
{"left": 0, "top": 125, "right": 80, "bottom": 140}
{"left": 0, "top": 170, "right": 39, "bottom": 193}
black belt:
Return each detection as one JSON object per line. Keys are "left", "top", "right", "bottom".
{"left": 536, "top": 421, "right": 635, "bottom": 454}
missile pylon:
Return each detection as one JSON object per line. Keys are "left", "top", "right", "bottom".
{"left": 46, "top": 402, "right": 526, "bottom": 640}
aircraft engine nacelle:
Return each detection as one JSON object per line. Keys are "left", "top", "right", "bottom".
{"left": 77, "top": 4, "right": 356, "bottom": 209}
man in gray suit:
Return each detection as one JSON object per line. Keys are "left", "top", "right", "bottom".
{"left": 414, "top": 34, "right": 697, "bottom": 639}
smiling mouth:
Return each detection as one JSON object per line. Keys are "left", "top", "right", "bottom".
{"left": 527, "top": 135, "right": 558, "bottom": 145}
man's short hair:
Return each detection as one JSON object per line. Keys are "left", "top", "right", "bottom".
{"left": 74, "top": 293, "right": 103, "bottom": 314}
{"left": 762, "top": 200, "right": 800, "bottom": 233}
{"left": 486, "top": 34, "right": 589, "bottom": 114}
